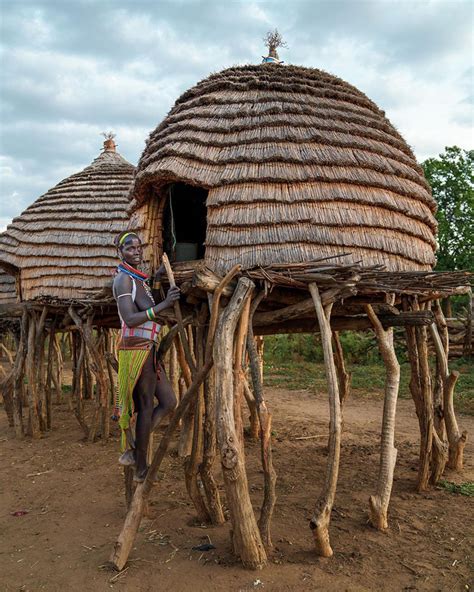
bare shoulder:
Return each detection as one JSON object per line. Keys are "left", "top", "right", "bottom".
{"left": 113, "top": 272, "right": 133, "bottom": 296}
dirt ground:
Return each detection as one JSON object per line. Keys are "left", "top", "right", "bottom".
{"left": 1, "top": 384, "right": 473, "bottom": 592}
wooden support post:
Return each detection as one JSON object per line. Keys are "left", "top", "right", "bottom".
{"left": 26, "top": 312, "right": 40, "bottom": 438}
{"left": 110, "top": 265, "right": 241, "bottom": 572}
{"left": 200, "top": 368, "right": 226, "bottom": 525}
{"left": 308, "top": 283, "right": 341, "bottom": 558}
{"left": 404, "top": 298, "right": 433, "bottom": 492}
{"left": 365, "top": 304, "right": 400, "bottom": 530}
{"left": 184, "top": 317, "right": 211, "bottom": 523}
{"left": 429, "top": 320, "right": 466, "bottom": 471}
{"left": 234, "top": 296, "right": 252, "bottom": 445}
{"left": 34, "top": 308, "right": 48, "bottom": 432}
{"left": 332, "top": 331, "right": 351, "bottom": 410}
{"left": 247, "top": 291, "right": 277, "bottom": 549}
{"left": 45, "top": 320, "right": 58, "bottom": 430}
{"left": 242, "top": 376, "right": 260, "bottom": 441}
{"left": 53, "top": 333, "right": 63, "bottom": 405}
{"left": 214, "top": 277, "right": 267, "bottom": 569}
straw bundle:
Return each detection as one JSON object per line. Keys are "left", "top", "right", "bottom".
{"left": 0, "top": 147, "right": 134, "bottom": 300}
{"left": 130, "top": 64, "right": 437, "bottom": 273}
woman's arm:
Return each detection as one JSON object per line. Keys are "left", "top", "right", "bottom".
{"left": 114, "top": 273, "right": 180, "bottom": 327}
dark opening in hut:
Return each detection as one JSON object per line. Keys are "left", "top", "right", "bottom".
{"left": 162, "top": 182, "right": 208, "bottom": 262}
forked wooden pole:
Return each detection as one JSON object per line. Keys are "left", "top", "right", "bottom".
{"left": 429, "top": 321, "right": 466, "bottom": 471}
{"left": 365, "top": 303, "right": 400, "bottom": 530}
{"left": 214, "top": 277, "right": 267, "bottom": 569}
{"left": 110, "top": 265, "right": 241, "bottom": 571}
{"left": 308, "top": 283, "right": 341, "bottom": 557}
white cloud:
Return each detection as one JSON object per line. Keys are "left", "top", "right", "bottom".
{"left": 0, "top": 0, "right": 472, "bottom": 230}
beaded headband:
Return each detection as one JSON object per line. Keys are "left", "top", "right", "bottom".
{"left": 119, "top": 232, "right": 139, "bottom": 246}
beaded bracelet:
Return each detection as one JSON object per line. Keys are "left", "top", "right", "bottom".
{"left": 146, "top": 307, "right": 156, "bottom": 321}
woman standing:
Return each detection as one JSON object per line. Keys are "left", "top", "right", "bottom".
{"left": 112, "top": 231, "right": 180, "bottom": 481}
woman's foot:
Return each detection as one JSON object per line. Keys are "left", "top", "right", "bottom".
{"left": 133, "top": 467, "right": 148, "bottom": 483}
{"left": 118, "top": 449, "right": 136, "bottom": 466}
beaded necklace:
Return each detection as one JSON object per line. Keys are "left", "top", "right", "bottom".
{"left": 117, "top": 262, "right": 155, "bottom": 304}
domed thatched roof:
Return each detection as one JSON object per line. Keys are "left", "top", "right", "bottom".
{"left": 130, "top": 64, "right": 437, "bottom": 273}
{"left": 0, "top": 142, "right": 134, "bottom": 300}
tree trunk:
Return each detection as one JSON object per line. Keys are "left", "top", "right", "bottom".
{"left": 308, "top": 283, "right": 341, "bottom": 558}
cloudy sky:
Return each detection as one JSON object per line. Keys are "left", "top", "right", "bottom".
{"left": 0, "top": 0, "right": 472, "bottom": 230}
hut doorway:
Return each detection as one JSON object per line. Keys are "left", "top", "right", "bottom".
{"left": 162, "top": 182, "right": 208, "bottom": 262}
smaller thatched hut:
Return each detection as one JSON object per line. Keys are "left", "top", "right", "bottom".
{"left": 0, "top": 138, "right": 134, "bottom": 301}
{"left": 0, "top": 138, "right": 135, "bottom": 442}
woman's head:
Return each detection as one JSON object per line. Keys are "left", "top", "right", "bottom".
{"left": 115, "top": 231, "right": 143, "bottom": 267}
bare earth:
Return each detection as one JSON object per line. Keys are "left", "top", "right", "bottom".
{"left": 1, "top": 385, "right": 473, "bottom": 592}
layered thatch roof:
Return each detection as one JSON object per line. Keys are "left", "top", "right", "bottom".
{"left": 0, "top": 143, "right": 134, "bottom": 300}
{"left": 0, "top": 270, "right": 17, "bottom": 305}
{"left": 130, "top": 64, "right": 437, "bottom": 273}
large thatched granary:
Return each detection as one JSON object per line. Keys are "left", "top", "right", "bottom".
{"left": 110, "top": 60, "right": 471, "bottom": 572}
{"left": 130, "top": 64, "right": 437, "bottom": 274}
{"left": 0, "top": 138, "right": 134, "bottom": 301}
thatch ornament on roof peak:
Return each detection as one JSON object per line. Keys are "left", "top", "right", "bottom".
{"left": 262, "top": 29, "right": 287, "bottom": 64}
{"left": 102, "top": 131, "right": 117, "bottom": 152}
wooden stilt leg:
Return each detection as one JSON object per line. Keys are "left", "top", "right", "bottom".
{"left": 308, "top": 283, "right": 341, "bottom": 558}
{"left": 200, "top": 368, "right": 225, "bottom": 525}
{"left": 404, "top": 297, "right": 433, "bottom": 492}
{"left": 247, "top": 291, "right": 277, "bottom": 549}
{"left": 185, "top": 316, "right": 211, "bottom": 523}
{"left": 26, "top": 312, "right": 41, "bottom": 438}
{"left": 332, "top": 331, "right": 351, "bottom": 410}
{"left": 429, "top": 319, "right": 466, "bottom": 471}
{"left": 214, "top": 277, "right": 266, "bottom": 569}
{"left": 12, "top": 309, "right": 28, "bottom": 438}
{"left": 365, "top": 304, "right": 400, "bottom": 530}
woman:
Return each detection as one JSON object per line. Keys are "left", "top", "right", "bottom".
{"left": 112, "top": 231, "right": 180, "bottom": 482}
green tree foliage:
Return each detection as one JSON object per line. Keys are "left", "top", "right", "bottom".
{"left": 422, "top": 146, "right": 474, "bottom": 271}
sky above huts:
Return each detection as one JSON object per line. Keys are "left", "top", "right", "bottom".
{"left": 0, "top": 0, "right": 472, "bottom": 231}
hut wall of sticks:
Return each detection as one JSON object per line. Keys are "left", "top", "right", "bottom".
{"left": 111, "top": 59, "right": 472, "bottom": 570}
{"left": 0, "top": 137, "right": 135, "bottom": 442}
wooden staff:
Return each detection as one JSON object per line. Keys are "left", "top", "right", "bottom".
{"left": 161, "top": 253, "right": 196, "bottom": 376}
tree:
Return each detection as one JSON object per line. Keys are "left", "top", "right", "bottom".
{"left": 422, "top": 146, "right": 474, "bottom": 271}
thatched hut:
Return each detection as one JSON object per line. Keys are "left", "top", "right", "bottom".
{"left": 112, "top": 62, "right": 471, "bottom": 571}
{"left": 0, "top": 137, "right": 134, "bottom": 301}
{"left": 0, "top": 138, "right": 135, "bottom": 442}
{"left": 130, "top": 64, "right": 437, "bottom": 275}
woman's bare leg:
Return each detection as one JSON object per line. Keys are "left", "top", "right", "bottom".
{"left": 151, "top": 366, "right": 177, "bottom": 431}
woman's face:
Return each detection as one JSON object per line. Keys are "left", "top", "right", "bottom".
{"left": 121, "top": 237, "right": 143, "bottom": 267}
